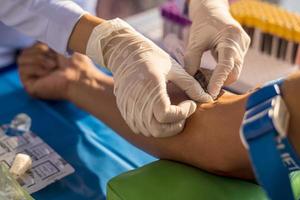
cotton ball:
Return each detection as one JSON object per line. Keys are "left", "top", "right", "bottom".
{"left": 10, "top": 154, "right": 32, "bottom": 177}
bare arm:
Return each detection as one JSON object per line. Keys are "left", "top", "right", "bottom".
{"left": 66, "top": 63, "right": 300, "bottom": 180}
{"left": 66, "top": 68, "right": 253, "bottom": 179}
{"left": 18, "top": 45, "right": 300, "bottom": 181}
{"left": 68, "top": 14, "right": 105, "bottom": 54}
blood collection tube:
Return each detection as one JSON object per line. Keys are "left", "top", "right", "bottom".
{"left": 271, "top": 16, "right": 280, "bottom": 58}
{"left": 161, "top": 6, "right": 171, "bottom": 38}
{"left": 292, "top": 20, "right": 300, "bottom": 65}
{"left": 285, "top": 40, "right": 294, "bottom": 63}
{"left": 228, "top": 0, "right": 300, "bottom": 65}
{"left": 292, "top": 43, "right": 299, "bottom": 64}
{"left": 183, "top": 0, "right": 189, "bottom": 16}
{"left": 161, "top": 2, "right": 179, "bottom": 38}
{"left": 176, "top": 16, "right": 184, "bottom": 39}
{"left": 261, "top": 33, "right": 273, "bottom": 55}
{"left": 247, "top": 4, "right": 257, "bottom": 48}
{"left": 263, "top": 12, "right": 274, "bottom": 55}
{"left": 271, "top": 36, "right": 280, "bottom": 58}
{"left": 277, "top": 38, "right": 288, "bottom": 60}
{"left": 274, "top": 15, "right": 286, "bottom": 60}
{"left": 182, "top": 18, "right": 191, "bottom": 46}
{"left": 282, "top": 13, "right": 294, "bottom": 63}
{"left": 175, "top": 0, "right": 185, "bottom": 14}
{"left": 252, "top": 28, "right": 262, "bottom": 51}
{"left": 242, "top": 23, "right": 253, "bottom": 48}
{"left": 173, "top": 12, "right": 182, "bottom": 38}
{"left": 296, "top": 44, "right": 300, "bottom": 66}
{"left": 168, "top": 5, "right": 176, "bottom": 35}
{"left": 285, "top": 32, "right": 294, "bottom": 63}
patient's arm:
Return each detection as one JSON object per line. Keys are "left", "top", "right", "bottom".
{"left": 67, "top": 63, "right": 300, "bottom": 180}
{"left": 18, "top": 45, "right": 300, "bottom": 181}
{"left": 67, "top": 70, "right": 254, "bottom": 179}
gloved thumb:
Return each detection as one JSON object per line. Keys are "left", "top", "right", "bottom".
{"left": 168, "top": 60, "right": 213, "bottom": 103}
{"left": 150, "top": 100, "right": 197, "bottom": 137}
{"left": 153, "top": 98, "right": 197, "bottom": 123}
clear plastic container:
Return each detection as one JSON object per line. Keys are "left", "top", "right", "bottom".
{"left": 0, "top": 162, "right": 34, "bottom": 200}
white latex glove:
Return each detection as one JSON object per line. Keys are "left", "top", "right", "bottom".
{"left": 86, "top": 18, "right": 213, "bottom": 137}
{"left": 184, "top": 0, "right": 251, "bottom": 99}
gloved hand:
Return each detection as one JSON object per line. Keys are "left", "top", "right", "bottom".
{"left": 184, "top": 0, "right": 250, "bottom": 99}
{"left": 86, "top": 18, "right": 213, "bottom": 137}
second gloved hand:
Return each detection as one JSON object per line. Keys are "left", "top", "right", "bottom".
{"left": 86, "top": 18, "right": 212, "bottom": 137}
{"left": 185, "top": 0, "right": 251, "bottom": 99}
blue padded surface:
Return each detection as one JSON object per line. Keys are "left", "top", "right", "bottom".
{"left": 0, "top": 68, "right": 156, "bottom": 200}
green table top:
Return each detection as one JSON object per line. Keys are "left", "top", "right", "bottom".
{"left": 107, "top": 160, "right": 300, "bottom": 200}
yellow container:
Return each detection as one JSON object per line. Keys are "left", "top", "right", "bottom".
{"left": 230, "top": 0, "right": 300, "bottom": 43}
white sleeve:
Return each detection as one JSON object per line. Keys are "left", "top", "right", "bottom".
{"left": 0, "top": 0, "right": 87, "bottom": 54}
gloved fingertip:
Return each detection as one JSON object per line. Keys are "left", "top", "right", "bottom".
{"left": 207, "top": 80, "right": 223, "bottom": 100}
{"left": 178, "top": 100, "right": 197, "bottom": 117}
{"left": 188, "top": 87, "right": 213, "bottom": 103}
{"left": 211, "top": 94, "right": 218, "bottom": 100}
{"left": 207, "top": 87, "right": 219, "bottom": 101}
{"left": 201, "top": 93, "right": 214, "bottom": 103}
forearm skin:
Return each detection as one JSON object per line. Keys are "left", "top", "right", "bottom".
{"left": 66, "top": 71, "right": 300, "bottom": 180}
{"left": 68, "top": 14, "right": 105, "bottom": 54}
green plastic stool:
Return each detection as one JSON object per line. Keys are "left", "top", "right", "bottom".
{"left": 107, "top": 160, "right": 300, "bottom": 200}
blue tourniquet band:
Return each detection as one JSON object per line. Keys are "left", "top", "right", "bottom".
{"left": 241, "top": 78, "right": 300, "bottom": 200}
